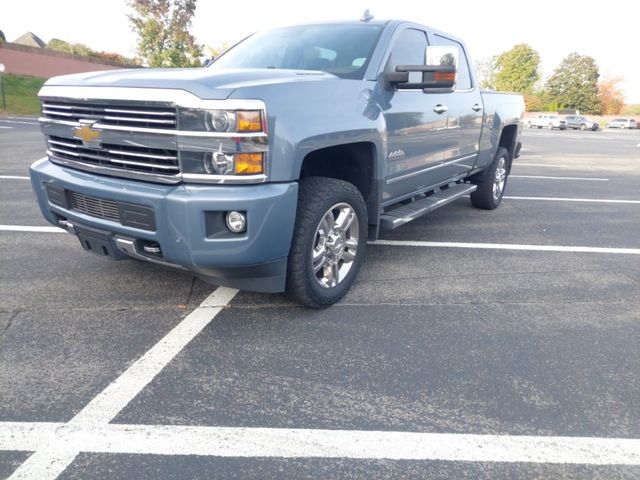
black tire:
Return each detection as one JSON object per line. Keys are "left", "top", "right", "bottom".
{"left": 469, "top": 147, "right": 510, "bottom": 210}
{"left": 286, "top": 177, "right": 367, "bottom": 308}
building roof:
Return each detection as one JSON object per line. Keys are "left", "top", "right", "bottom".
{"left": 13, "top": 32, "right": 46, "bottom": 48}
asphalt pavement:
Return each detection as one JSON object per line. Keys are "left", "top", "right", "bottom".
{"left": 1, "top": 120, "right": 640, "bottom": 479}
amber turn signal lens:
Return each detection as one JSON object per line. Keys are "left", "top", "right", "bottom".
{"left": 234, "top": 153, "right": 264, "bottom": 175}
{"left": 236, "top": 111, "right": 263, "bottom": 132}
{"left": 434, "top": 72, "right": 456, "bottom": 82}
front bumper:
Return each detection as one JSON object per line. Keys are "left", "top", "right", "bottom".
{"left": 30, "top": 158, "right": 298, "bottom": 292}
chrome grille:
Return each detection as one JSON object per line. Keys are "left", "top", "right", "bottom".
{"left": 42, "top": 101, "right": 177, "bottom": 129}
{"left": 70, "top": 191, "right": 120, "bottom": 222}
{"left": 47, "top": 135, "right": 180, "bottom": 176}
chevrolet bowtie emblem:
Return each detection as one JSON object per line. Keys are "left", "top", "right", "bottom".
{"left": 73, "top": 122, "right": 102, "bottom": 147}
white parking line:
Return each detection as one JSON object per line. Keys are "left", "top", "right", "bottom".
{"left": 0, "top": 175, "right": 30, "bottom": 180}
{"left": 0, "top": 120, "right": 39, "bottom": 125}
{"left": 373, "top": 240, "right": 640, "bottom": 255}
{"left": 0, "top": 225, "right": 65, "bottom": 233}
{"left": 0, "top": 126, "right": 12, "bottom": 129}
{"left": 7, "top": 287, "right": 238, "bottom": 480}
{"left": 515, "top": 163, "right": 571, "bottom": 168}
{"left": 504, "top": 196, "right": 640, "bottom": 205}
{"left": 510, "top": 175, "right": 609, "bottom": 181}
{"left": 2, "top": 422, "right": 639, "bottom": 466}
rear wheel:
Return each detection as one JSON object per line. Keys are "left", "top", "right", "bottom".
{"left": 286, "top": 177, "right": 367, "bottom": 308}
{"left": 469, "top": 147, "right": 510, "bottom": 210}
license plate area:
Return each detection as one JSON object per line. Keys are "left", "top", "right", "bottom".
{"left": 74, "top": 224, "right": 127, "bottom": 260}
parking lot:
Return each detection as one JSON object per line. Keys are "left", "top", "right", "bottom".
{"left": 1, "top": 119, "right": 640, "bottom": 479}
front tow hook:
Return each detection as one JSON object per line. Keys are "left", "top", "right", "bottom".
{"left": 57, "top": 219, "right": 76, "bottom": 235}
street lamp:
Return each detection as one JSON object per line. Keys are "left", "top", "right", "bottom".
{"left": 0, "top": 63, "right": 5, "bottom": 110}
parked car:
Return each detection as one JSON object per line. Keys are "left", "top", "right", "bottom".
{"left": 527, "top": 114, "right": 567, "bottom": 130}
{"left": 564, "top": 115, "right": 599, "bottom": 131}
{"left": 606, "top": 118, "right": 637, "bottom": 129}
{"left": 29, "top": 18, "right": 524, "bottom": 307}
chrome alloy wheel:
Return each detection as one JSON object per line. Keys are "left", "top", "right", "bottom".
{"left": 311, "top": 202, "right": 359, "bottom": 288}
{"left": 493, "top": 157, "right": 507, "bottom": 201}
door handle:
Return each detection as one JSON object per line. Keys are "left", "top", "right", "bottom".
{"left": 433, "top": 104, "right": 448, "bottom": 114}
{"left": 472, "top": 104, "right": 483, "bottom": 112}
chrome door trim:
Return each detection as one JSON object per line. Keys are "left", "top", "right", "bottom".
{"left": 386, "top": 153, "right": 477, "bottom": 185}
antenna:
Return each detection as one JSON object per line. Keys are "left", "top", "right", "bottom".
{"left": 361, "top": 9, "right": 374, "bottom": 22}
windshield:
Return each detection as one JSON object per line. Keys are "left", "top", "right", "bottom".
{"left": 209, "top": 24, "right": 383, "bottom": 79}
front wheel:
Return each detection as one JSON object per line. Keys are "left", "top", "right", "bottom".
{"left": 286, "top": 177, "right": 367, "bottom": 308}
{"left": 469, "top": 147, "right": 510, "bottom": 210}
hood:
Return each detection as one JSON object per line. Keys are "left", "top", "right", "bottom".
{"left": 45, "top": 67, "right": 337, "bottom": 100}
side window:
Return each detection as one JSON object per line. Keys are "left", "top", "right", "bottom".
{"left": 389, "top": 28, "right": 428, "bottom": 70}
{"left": 433, "top": 34, "right": 472, "bottom": 90}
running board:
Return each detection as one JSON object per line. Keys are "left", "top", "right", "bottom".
{"left": 380, "top": 183, "right": 477, "bottom": 230}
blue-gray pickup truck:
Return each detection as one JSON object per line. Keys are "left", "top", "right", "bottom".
{"left": 30, "top": 18, "right": 524, "bottom": 307}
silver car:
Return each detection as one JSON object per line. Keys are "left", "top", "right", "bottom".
{"left": 606, "top": 118, "right": 637, "bottom": 129}
{"left": 564, "top": 115, "right": 599, "bottom": 131}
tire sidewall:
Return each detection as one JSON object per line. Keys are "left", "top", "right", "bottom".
{"left": 289, "top": 178, "right": 367, "bottom": 307}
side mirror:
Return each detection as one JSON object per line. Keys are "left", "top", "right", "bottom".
{"left": 385, "top": 45, "right": 458, "bottom": 92}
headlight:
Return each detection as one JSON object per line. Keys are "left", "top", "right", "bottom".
{"left": 178, "top": 109, "right": 264, "bottom": 133}
{"left": 182, "top": 151, "right": 265, "bottom": 176}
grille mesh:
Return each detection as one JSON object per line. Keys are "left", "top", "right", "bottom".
{"left": 70, "top": 191, "right": 120, "bottom": 222}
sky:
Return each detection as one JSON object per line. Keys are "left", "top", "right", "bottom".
{"left": 3, "top": 0, "right": 638, "bottom": 103}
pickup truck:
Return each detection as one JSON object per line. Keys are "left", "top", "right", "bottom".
{"left": 30, "top": 18, "right": 524, "bottom": 307}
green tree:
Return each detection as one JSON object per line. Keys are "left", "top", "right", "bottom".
{"left": 475, "top": 55, "right": 497, "bottom": 90}
{"left": 493, "top": 44, "right": 540, "bottom": 93}
{"left": 545, "top": 53, "right": 601, "bottom": 114}
{"left": 128, "top": 0, "right": 203, "bottom": 67}
{"left": 0, "top": 30, "right": 6, "bottom": 43}
{"left": 48, "top": 39, "right": 94, "bottom": 57}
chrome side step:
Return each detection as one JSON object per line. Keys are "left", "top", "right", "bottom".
{"left": 380, "top": 183, "right": 477, "bottom": 230}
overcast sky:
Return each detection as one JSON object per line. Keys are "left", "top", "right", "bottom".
{"left": 3, "top": 0, "right": 638, "bottom": 103}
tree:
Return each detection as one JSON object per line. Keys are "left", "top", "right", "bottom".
{"left": 493, "top": 44, "right": 540, "bottom": 94}
{"left": 545, "top": 53, "right": 601, "bottom": 114}
{"left": 207, "top": 42, "right": 230, "bottom": 60}
{"left": 128, "top": 0, "right": 203, "bottom": 67}
{"left": 598, "top": 76, "right": 625, "bottom": 115}
{"left": 48, "top": 39, "right": 94, "bottom": 57}
{"left": 0, "top": 30, "right": 6, "bottom": 43}
{"left": 624, "top": 104, "right": 640, "bottom": 116}
{"left": 475, "top": 56, "right": 497, "bottom": 90}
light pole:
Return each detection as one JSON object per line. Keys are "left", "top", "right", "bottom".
{"left": 0, "top": 63, "right": 6, "bottom": 110}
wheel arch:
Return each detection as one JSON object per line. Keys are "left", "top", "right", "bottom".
{"left": 298, "top": 141, "right": 380, "bottom": 228}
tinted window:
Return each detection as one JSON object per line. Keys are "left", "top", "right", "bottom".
{"left": 389, "top": 29, "right": 428, "bottom": 69}
{"left": 433, "top": 34, "right": 472, "bottom": 90}
{"left": 210, "top": 24, "right": 383, "bottom": 79}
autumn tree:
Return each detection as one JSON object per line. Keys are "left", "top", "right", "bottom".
{"left": 128, "top": 0, "right": 203, "bottom": 67}
{"left": 493, "top": 44, "right": 540, "bottom": 93}
{"left": 475, "top": 55, "right": 497, "bottom": 90}
{"left": 207, "top": 42, "right": 230, "bottom": 60}
{"left": 598, "top": 76, "right": 625, "bottom": 115}
{"left": 545, "top": 53, "right": 601, "bottom": 114}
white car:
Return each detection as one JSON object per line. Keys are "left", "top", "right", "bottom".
{"left": 606, "top": 118, "right": 637, "bottom": 129}
{"left": 527, "top": 114, "right": 567, "bottom": 130}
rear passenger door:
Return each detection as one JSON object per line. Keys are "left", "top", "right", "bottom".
{"left": 431, "top": 33, "right": 483, "bottom": 174}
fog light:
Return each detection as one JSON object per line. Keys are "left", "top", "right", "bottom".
{"left": 226, "top": 211, "right": 246, "bottom": 233}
